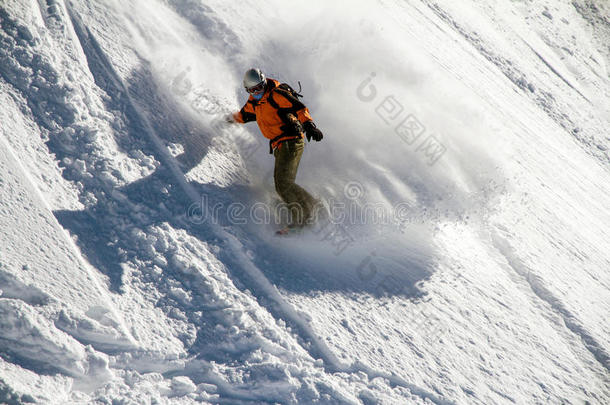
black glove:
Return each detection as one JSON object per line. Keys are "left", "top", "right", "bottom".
{"left": 303, "top": 121, "right": 323, "bottom": 142}
{"left": 284, "top": 120, "right": 303, "bottom": 137}
{"left": 283, "top": 114, "right": 304, "bottom": 137}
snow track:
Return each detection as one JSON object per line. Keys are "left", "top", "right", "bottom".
{"left": 492, "top": 230, "right": 609, "bottom": 372}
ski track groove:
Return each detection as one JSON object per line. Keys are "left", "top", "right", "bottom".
{"left": 65, "top": 4, "right": 455, "bottom": 404}
{"left": 491, "top": 230, "right": 610, "bottom": 374}
{"left": 520, "top": 39, "right": 591, "bottom": 103}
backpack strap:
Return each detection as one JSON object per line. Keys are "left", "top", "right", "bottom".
{"left": 269, "top": 88, "right": 305, "bottom": 128}
{"left": 268, "top": 84, "right": 305, "bottom": 109}
{"left": 266, "top": 88, "right": 281, "bottom": 110}
{"left": 267, "top": 84, "right": 307, "bottom": 153}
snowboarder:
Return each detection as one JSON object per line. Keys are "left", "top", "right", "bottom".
{"left": 226, "top": 68, "right": 324, "bottom": 235}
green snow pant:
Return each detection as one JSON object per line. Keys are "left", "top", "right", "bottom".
{"left": 273, "top": 138, "right": 316, "bottom": 227}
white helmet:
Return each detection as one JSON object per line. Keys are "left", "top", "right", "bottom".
{"left": 243, "top": 68, "right": 266, "bottom": 92}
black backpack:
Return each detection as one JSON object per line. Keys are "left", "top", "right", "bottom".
{"left": 268, "top": 81, "right": 304, "bottom": 108}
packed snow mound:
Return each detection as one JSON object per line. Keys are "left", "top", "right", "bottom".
{"left": 0, "top": 0, "right": 609, "bottom": 404}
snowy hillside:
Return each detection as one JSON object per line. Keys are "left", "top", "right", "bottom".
{"left": 0, "top": 0, "right": 608, "bottom": 403}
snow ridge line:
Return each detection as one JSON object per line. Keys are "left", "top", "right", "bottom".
{"left": 348, "top": 361, "right": 455, "bottom": 405}
{"left": 63, "top": 5, "right": 456, "bottom": 404}
{"left": 491, "top": 230, "right": 610, "bottom": 373}
{"left": 0, "top": 124, "right": 137, "bottom": 351}
{"left": 520, "top": 39, "right": 591, "bottom": 103}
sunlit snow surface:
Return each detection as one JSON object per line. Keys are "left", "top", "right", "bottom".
{"left": 0, "top": 0, "right": 608, "bottom": 403}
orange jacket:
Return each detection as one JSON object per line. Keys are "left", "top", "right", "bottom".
{"left": 233, "top": 79, "right": 313, "bottom": 151}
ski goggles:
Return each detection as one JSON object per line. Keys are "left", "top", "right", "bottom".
{"left": 246, "top": 82, "right": 265, "bottom": 94}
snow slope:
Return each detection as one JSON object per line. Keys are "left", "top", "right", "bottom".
{"left": 0, "top": 0, "right": 608, "bottom": 403}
